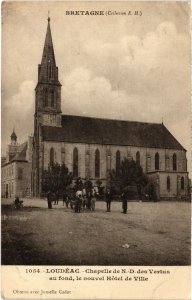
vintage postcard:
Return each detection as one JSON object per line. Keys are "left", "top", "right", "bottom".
{"left": 1, "top": 1, "right": 191, "bottom": 299}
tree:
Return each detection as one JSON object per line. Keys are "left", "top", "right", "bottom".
{"left": 42, "top": 163, "right": 73, "bottom": 194}
{"left": 110, "top": 158, "right": 148, "bottom": 198}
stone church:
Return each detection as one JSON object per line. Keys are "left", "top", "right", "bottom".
{"left": 32, "top": 18, "right": 189, "bottom": 200}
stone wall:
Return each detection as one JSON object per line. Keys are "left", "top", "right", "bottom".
{"left": 15, "top": 162, "right": 32, "bottom": 197}
{"left": 1, "top": 162, "right": 16, "bottom": 197}
{"left": 40, "top": 141, "right": 188, "bottom": 196}
{"left": 147, "top": 171, "right": 189, "bottom": 200}
{"left": 1, "top": 161, "right": 32, "bottom": 198}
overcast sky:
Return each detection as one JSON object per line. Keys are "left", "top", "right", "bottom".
{"left": 2, "top": 1, "right": 191, "bottom": 171}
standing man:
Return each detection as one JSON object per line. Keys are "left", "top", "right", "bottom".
{"left": 47, "top": 191, "right": 52, "bottom": 209}
{"left": 86, "top": 190, "right": 92, "bottom": 210}
{"left": 63, "top": 190, "right": 67, "bottom": 206}
{"left": 82, "top": 187, "right": 87, "bottom": 210}
{"left": 121, "top": 191, "right": 128, "bottom": 214}
{"left": 91, "top": 188, "right": 96, "bottom": 211}
{"left": 75, "top": 190, "right": 83, "bottom": 213}
{"left": 55, "top": 190, "right": 59, "bottom": 205}
{"left": 106, "top": 188, "right": 112, "bottom": 212}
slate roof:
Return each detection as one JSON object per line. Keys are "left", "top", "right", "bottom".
{"left": 41, "top": 115, "right": 185, "bottom": 150}
{"left": 12, "top": 142, "right": 28, "bottom": 161}
{"left": 2, "top": 142, "right": 28, "bottom": 167}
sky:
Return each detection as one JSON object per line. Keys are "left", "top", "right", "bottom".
{"left": 2, "top": 1, "right": 191, "bottom": 172}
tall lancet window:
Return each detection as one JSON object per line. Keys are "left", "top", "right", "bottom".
{"left": 51, "top": 89, "right": 55, "bottom": 107}
{"left": 181, "top": 176, "right": 184, "bottom": 190}
{"left": 50, "top": 147, "right": 54, "bottom": 166}
{"left": 155, "top": 152, "right": 159, "bottom": 170}
{"left": 167, "top": 176, "right": 170, "bottom": 191}
{"left": 43, "top": 88, "right": 48, "bottom": 107}
{"left": 136, "top": 151, "right": 140, "bottom": 166}
{"left": 73, "top": 148, "right": 78, "bottom": 178}
{"left": 173, "top": 154, "right": 177, "bottom": 171}
{"left": 95, "top": 149, "right": 100, "bottom": 178}
{"left": 116, "top": 151, "right": 121, "bottom": 175}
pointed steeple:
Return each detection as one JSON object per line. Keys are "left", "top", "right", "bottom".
{"left": 11, "top": 130, "right": 17, "bottom": 141}
{"left": 11, "top": 130, "right": 17, "bottom": 145}
{"left": 41, "top": 16, "right": 56, "bottom": 66}
{"left": 37, "top": 16, "right": 60, "bottom": 84}
{"left": 35, "top": 16, "right": 62, "bottom": 121}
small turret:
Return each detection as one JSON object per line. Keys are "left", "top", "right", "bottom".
{"left": 11, "top": 130, "right": 17, "bottom": 145}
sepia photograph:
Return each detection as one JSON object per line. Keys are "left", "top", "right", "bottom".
{"left": 1, "top": 0, "right": 191, "bottom": 271}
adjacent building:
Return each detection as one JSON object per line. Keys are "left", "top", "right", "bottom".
{"left": 1, "top": 131, "right": 33, "bottom": 198}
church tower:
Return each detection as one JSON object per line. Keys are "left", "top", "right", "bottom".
{"left": 35, "top": 16, "right": 62, "bottom": 127}
{"left": 32, "top": 17, "right": 62, "bottom": 197}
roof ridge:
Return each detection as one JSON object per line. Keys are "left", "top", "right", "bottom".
{"left": 61, "top": 114, "right": 162, "bottom": 126}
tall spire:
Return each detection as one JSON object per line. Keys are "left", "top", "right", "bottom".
{"left": 48, "top": 10, "right": 50, "bottom": 23}
{"left": 41, "top": 15, "right": 56, "bottom": 65}
{"left": 38, "top": 16, "right": 60, "bottom": 84}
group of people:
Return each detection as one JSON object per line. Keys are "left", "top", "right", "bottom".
{"left": 47, "top": 187, "right": 128, "bottom": 214}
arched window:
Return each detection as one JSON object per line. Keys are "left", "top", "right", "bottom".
{"left": 136, "top": 151, "right": 140, "bottom": 166}
{"left": 51, "top": 90, "right": 55, "bottom": 107}
{"left": 167, "top": 176, "right": 170, "bottom": 191}
{"left": 61, "top": 147, "right": 65, "bottom": 164}
{"left": 181, "top": 176, "right": 184, "bottom": 190}
{"left": 50, "top": 147, "right": 54, "bottom": 165}
{"left": 173, "top": 154, "right": 177, "bottom": 171}
{"left": 116, "top": 150, "right": 121, "bottom": 175}
{"left": 43, "top": 88, "right": 48, "bottom": 106}
{"left": 155, "top": 152, "right": 159, "bottom": 170}
{"left": 73, "top": 148, "right": 78, "bottom": 178}
{"left": 95, "top": 149, "right": 100, "bottom": 178}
